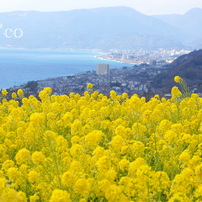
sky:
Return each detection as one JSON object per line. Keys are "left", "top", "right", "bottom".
{"left": 0, "top": 0, "right": 202, "bottom": 15}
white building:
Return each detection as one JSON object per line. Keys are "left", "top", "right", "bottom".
{"left": 96, "top": 64, "right": 110, "bottom": 75}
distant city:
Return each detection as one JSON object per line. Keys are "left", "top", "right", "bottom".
{"left": 98, "top": 48, "right": 191, "bottom": 65}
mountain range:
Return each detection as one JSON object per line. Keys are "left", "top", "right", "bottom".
{"left": 0, "top": 7, "right": 201, "bottom": 50}
{"left": 154, "top": 8, "right": 202, "bottom": 49}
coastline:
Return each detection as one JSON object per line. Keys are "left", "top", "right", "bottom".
{"left": 0, "top": 49, "right": 134, "bottom": 90}
{"left": 96, "top": 55, "right": 140, "bottom": 65}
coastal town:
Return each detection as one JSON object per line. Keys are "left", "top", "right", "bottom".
{"left": 8, "top": 60, "right": 169, "bottom": 99}
{"left": 97, "top": 48, "right": 190, "bottom": 64}
{"left": 8, "top": 48, "right": 198, "bottom": 99}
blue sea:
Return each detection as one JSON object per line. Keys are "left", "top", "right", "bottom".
{"left": 0, "top": 49, "right": 132, "bottom": 90}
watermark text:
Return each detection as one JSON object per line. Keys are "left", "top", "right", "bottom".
{"left": 0, "top": 23, "right": 24, "bottom": 39}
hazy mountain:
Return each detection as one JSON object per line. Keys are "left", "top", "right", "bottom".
{"left": 0, "top": 7, "right": 192, "bottom": 50}
{"left": 154, "top": 8, "right": 202, "bottom": 48}
{"left": 152, "top": 49, "right": 202, "bottom": 92}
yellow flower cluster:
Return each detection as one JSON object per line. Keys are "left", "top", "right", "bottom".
{"left": 0, "top": 85, "right": 202, "bottom": 201}
{"left": 174, "top": 76, "right": 182, "bottom": 83}
{"left": 173, "top": 76, "right": 191, "bottom": 99}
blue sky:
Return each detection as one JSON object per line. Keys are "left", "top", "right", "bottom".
{"left": 0, "top": 0, "right": 202, "bottom": 15}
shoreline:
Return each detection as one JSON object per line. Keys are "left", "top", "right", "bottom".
{"left": 96, "top": 55, "right": 141, "bottom": 65}
{"left": 0, "top": 49, "right": 134, "bottom": 90}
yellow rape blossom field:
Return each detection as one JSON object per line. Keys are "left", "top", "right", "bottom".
{"left": 0, "top": 77, "right": 202, "bottom": 202}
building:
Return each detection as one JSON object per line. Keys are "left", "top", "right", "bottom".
{"left": 96, "top": 64, "right": 110, "bottom": 75}
{"left": 149, "top": 60, "right": 157, "bottom": 66}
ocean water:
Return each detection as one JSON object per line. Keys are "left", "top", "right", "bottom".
{"left": 0, "top": 49, "right": 132, "bottom": 90}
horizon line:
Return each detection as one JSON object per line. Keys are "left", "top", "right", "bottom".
{"left": 0, "top": 6, "right": 201, "bottom": 16}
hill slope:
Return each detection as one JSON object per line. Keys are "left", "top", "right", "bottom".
{"left": 152, "top": 49, "right": 202, "bottom": 92}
